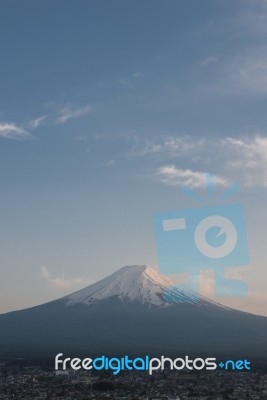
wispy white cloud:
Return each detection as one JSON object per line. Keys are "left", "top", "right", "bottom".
{"left": 193, "top": 50, "right": 267, "bottom": 97}
{"left": 132, "top": 71, "right": 144, "bottom": 78}
{"left": 236, "top": 3, "right": 267, "bottom": 36}
{"left": 28, "top": 115, "right": 46, "bottom": 129}
{"left": 130, "top": 136, "right": 205, "bottom": 157}
{"left": 40, "top": 266, "right": 90, "bottom": 290}
{"left": 0, "top": 122, "right": 30, "bottom": 140}
{"left": 56, "top": 104, "right": 92, "bottom": 124}
{"left": 223, "top": 135, "right": 267, "bottom": 186}
{"left": 199, "top": 56, "right": 218, "bottom": 66}
{"left": 141, "top": 133, "right": 267, "bottom": 189}
{"left": 157, "top": 166, "right": 228, "bottom": 189}
{"left": 118, "top": 72, "right": 145, "bottom": 87}
{"left": 230, "top": 53, "right": 267, "bottom": 94}
{"left": 118, "top": 78, "right": 130, "bottom": 87}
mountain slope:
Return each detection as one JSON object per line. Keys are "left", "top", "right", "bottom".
{"left": 66, "top": 265, "right": 208, "bottom": 307}
{"left": 0, "top": 265, "right": 266, "bottom": 358}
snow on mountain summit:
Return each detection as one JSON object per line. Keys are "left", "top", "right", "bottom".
{"left": 66, "top": 265, "right": 201, "bottom": 307}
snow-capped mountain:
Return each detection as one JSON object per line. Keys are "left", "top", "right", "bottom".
{"left": 0, "top": 265, "right": 266, "bottom": 358}
{"left": 66, "top": 265, "right": 201, "bottom": 307}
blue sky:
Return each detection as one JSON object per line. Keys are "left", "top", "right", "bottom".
{"left": 0, "top": 0, "right": 267, "bottom": 315}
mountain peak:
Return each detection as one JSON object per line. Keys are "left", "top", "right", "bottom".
{"left": 66, "top": 265, "right": 201, "bottom": 307}
{"left": 1, "top": 266, "right": 265, "bottom": 358}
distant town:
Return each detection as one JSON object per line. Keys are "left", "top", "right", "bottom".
{"left": 1, "top": 360, "right": 267, "bottom": 399}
